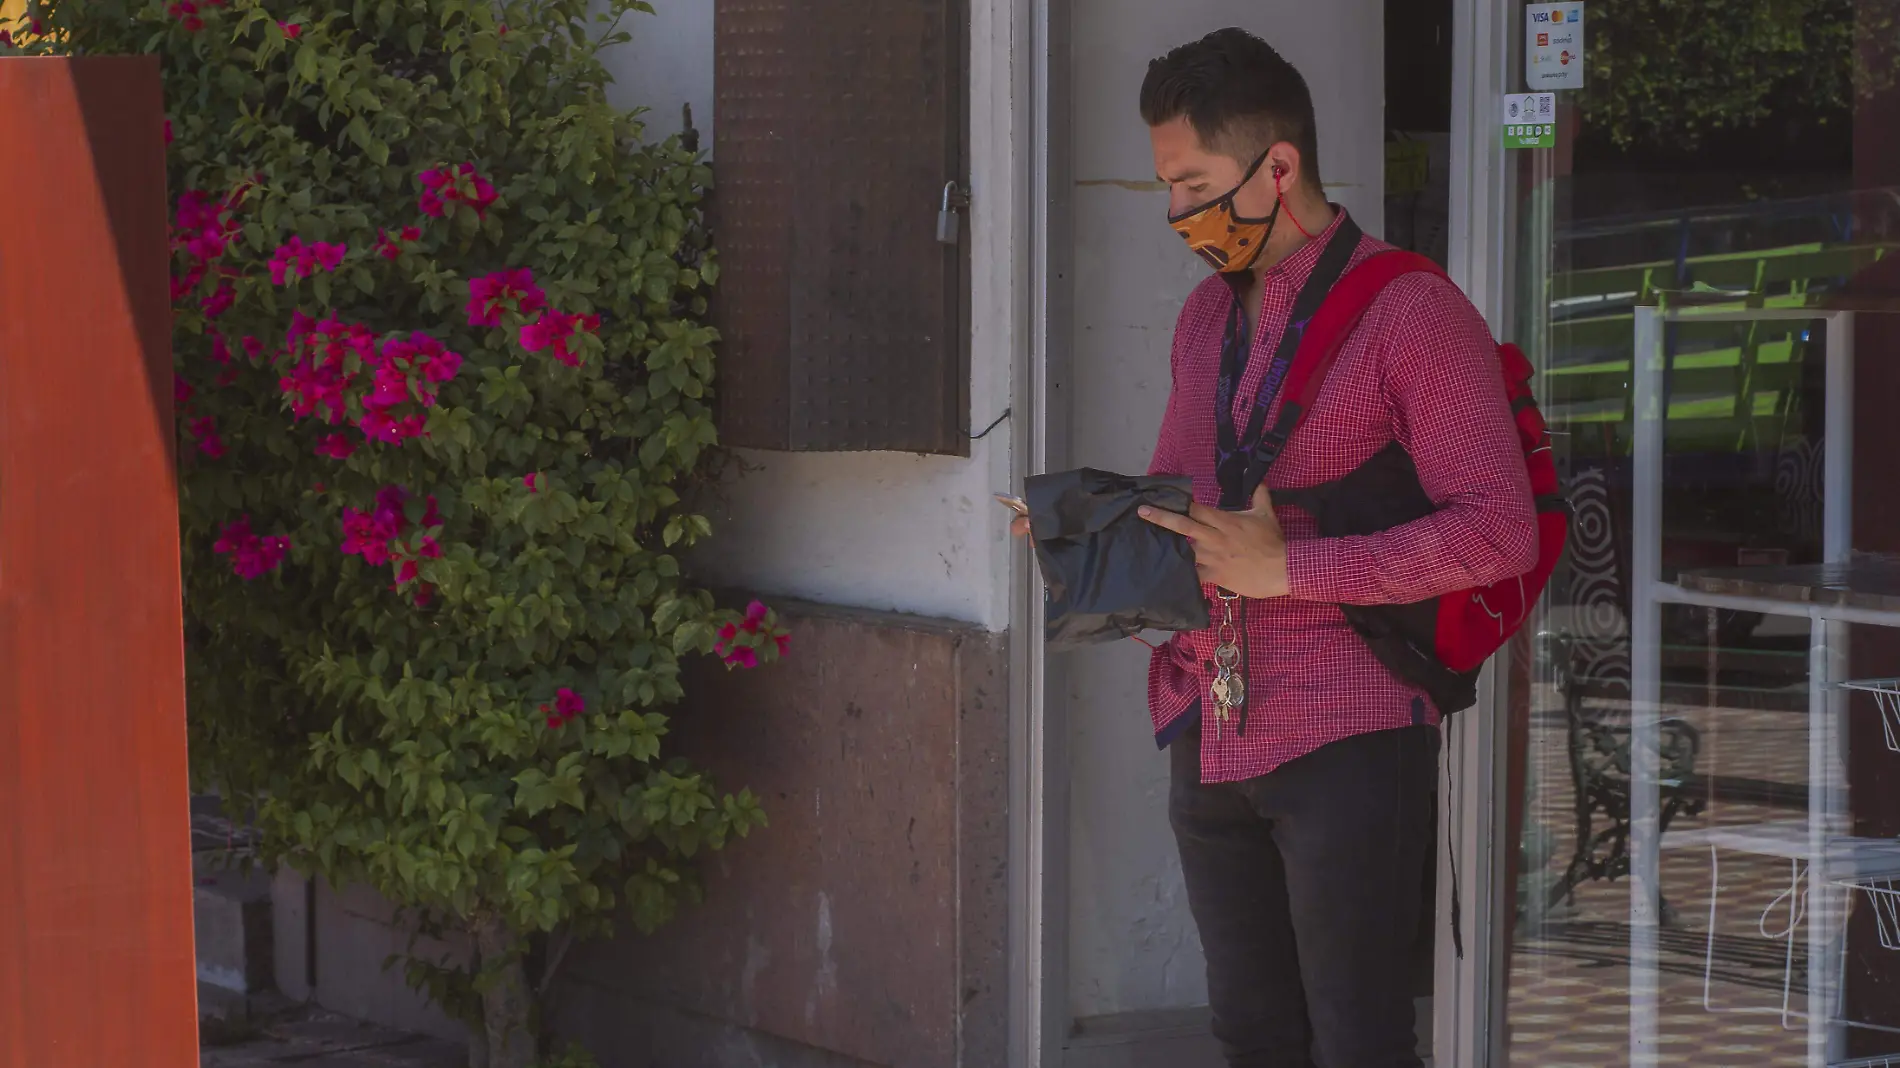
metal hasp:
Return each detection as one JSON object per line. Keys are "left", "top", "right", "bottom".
{"left": 938, "top": 180, "right": 970, "bottom": 245}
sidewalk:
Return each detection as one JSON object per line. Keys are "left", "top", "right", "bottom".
{"left": 201, "top": 1006, "right": 465, "bottom": 1068}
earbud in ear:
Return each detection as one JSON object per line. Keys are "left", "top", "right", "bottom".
{"left": 1271, "top": 163, "right": 1287, "bottom": 180}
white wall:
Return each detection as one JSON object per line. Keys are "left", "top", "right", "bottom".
{"left": 600, "top": 4, "right": 1019, "bottom": 631}
{"left": 1063, "top": 1, "right": 1386, "bottom": 1018}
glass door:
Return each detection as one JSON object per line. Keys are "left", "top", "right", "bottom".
{"left": 1499, "top": 1, "right": 1900, "bottom": 1065}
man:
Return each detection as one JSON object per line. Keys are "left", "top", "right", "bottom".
{"left": 1015, "top": 28, "right": 1535, "bottom": 1068}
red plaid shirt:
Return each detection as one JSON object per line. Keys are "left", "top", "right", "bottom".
{"left": 1148, "top": 210, "right": 1536, "bottom": 783}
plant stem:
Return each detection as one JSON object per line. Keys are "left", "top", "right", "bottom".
{"left": 473, "top": 917, "right": 536, "bottom": 1068}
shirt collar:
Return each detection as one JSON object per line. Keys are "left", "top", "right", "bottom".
{"left": 1259, "top": 205, "right": 1350, "bottom": 287}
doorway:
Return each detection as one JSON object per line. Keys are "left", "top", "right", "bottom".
{"left": 1043, "top": 1, "right": 1455, "bottom": 1064}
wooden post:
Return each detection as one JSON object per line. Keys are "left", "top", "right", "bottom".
{"left": 0, "top": 56, "right": 197, "bottom": 1067}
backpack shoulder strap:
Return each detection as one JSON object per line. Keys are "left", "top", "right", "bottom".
{"left": 1243, "top": 248, "right": 1446, "bottom": 497}
{"left": 1279, "top": 249, "right": 1446, "bottom": 418}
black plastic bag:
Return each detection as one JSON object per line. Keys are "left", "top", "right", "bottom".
{"left": 1025, "top": 468, "right": 1210, "bottom": 650}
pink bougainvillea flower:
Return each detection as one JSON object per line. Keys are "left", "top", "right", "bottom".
{"left": 745, "top": 600, "right": 769, "bottom": 624}
{"left": 417, "top": 169, "right": 450, "bottom": 218}
{"left": 213, "top": 516, "right": 290, "bottom": 580}
{"left": 268, "top": 237, "right": 347, "bottom": 285}
{"left": 358, "top": 411, "right": 428, "bottom": 445}
{"left": 374, "top": 485, "right": 409, "bottom": 522}
{"left": 241, "top": 336, "right": 264, "bottom": 362}
{"left": 314, "top": 434, "right": 356, "bottom": 460}
{"left": 523, "top": 472, "right": 541, "bottom": 494}
{"left": 175, "top": 374, "right": 194, "bottom": 406}
{"left": 374, "top": 332, "right": 463, "bottom": 413}
{"left": 279, "top": 314, "right": 376, "bottom": 425}
{"left": 167, "top": 0, "right": 203, "bottom": 31}
{"left": 419, "top": 163, "right": 500, "bottom": 220}
{"left": 209, "top": 332, "right": 233, "bottom": 365}
{"left": 775, "top": 633, "right": 791, "bottom": 656}
{"left": 538, "top": 687, "right": 586, "bottom": 728}
{"left": 217, "top": 368, "right": 241, "bottom": 387}
{"left": 283, "top": 323, "right": 455, "bottom": 449}
{"left": 201, "top": 281, "right": 235, "bottom": 319}
{"left": 172, "top": 189, "right": 243, "bottom": 264}
{"left": 171, "top": 262, "right": 206, "bottom": 303}
{"left": 518, "top": 309, "right": 600, "bottom": 367}
{"left": 188, "top": 416, "right": 226, "bottom": 459}
{"left": 362, "top": 363, "right": 410, "bottom": 412}
{"left": 421, "top": 495, "right": 442, "bottom": 528}
{"left": 412, "top": 583, "right": 435, "bottom": 607}
{"left": 465, "top": 268, "right": 545, "bottom": 327}
{"left": 278, "top": 21, "right": 301, "bottom": 38}
{"left": 268, "top": 243, "right": 299, "bottom": 285}
{"left": 728, "top": 646, "right": 759, "bottom": 669}
{"left": 374, "top": 225, "right": 422, "bottom": 260}
{"left": 340, "top": 494, "right": 403, "bottom": 564}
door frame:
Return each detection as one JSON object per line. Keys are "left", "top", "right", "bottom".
{"left": 1442, "top": 2, "right": 1529, "bottom": 1064}
{"left": 1010, "top": 0, "right": 1523, "bottom": 1063}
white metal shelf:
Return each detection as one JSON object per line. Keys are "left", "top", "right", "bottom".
{"left": 1652, "top": 582, "right": 1900, "bottom": 629}
{"left": 1629, "top": 306, "right": 1857, "bottom": 1068}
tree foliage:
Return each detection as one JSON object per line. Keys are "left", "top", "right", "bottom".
{"left": 4, "top": 2, "right": 779, "bottom": 1062}
{"left": 1579, "top": 0, "right": 1897, "bottom": 150}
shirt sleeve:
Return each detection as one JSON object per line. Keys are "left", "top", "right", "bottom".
{"left": 1284, "top": 276, "right": 1538, "bottom": 605}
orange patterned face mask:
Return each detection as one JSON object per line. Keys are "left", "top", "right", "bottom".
{"left": 1167, "top": 149, "right": 1279, "bottom": 274}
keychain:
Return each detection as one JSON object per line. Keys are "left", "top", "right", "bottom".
{"left": 1210, "top": 588, "right": 1246, "bottom": 722}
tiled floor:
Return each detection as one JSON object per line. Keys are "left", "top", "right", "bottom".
{"left": 1504, "top": 693, "right": 1900, "bottom": 1067}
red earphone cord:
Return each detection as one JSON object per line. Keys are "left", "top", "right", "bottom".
{"left": 1273, "top": 170, "right": 1316, "bottom": 240}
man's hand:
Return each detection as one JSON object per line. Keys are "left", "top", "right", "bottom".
{"left": 1009, "top": 515, "right": 1032, "bottom": 539}
{"left": 1139, "top": 484, "right": 1290, "bottom": 599}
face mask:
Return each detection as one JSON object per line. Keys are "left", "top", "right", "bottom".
{"left": 1168, "top": 149, "right": 1279, "bottom": 274}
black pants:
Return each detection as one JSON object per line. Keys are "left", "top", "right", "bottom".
{"left": 1169, "top": 723, "right": 1439, "bottom": 1068}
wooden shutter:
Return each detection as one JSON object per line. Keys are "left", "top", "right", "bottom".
{"left": 713, "top": 0, "right": 968, "bottom": 454}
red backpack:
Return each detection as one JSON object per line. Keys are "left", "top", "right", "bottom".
{"left": 1268, "top": 250, "right": 1570, "bottom": 714}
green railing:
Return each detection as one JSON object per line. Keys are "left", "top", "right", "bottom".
{"left": 1540, "top": 240, "right": 1895, "bottom": 454}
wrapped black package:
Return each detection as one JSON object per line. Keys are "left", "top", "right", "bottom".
{"left": 1025, "top": 468, "right": 1210, "bottom": 650}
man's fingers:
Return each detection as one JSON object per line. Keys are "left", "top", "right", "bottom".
{"left": 1138, "top": 505, "right": 1207, "bottom": 539}
{"left": 1010, "top": 515, "right": 1031, "bottom": 538}
{"left": 1248, "top": 483, "right": 1272, "bottom": 514}
{"left": 1186, "top": 501, "right": 1232, "bottom": 529}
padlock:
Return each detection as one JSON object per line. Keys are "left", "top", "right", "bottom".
{"left": 937, "top": 181, "right": 964, "bottom": 245}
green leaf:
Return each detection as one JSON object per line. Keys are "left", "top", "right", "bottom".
{"left": 294, "top": 43, "right": 318, "bottom": 84}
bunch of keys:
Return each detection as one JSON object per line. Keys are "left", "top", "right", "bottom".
{"left": 1209, "top": 588, "right": 1245, "bottom": 722}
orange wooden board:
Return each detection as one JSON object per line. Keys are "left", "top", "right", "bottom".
{"left": 0, "top": 57, "right": 198, "bottom": 1067}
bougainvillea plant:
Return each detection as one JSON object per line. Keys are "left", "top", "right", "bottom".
{"left": 4, "top": 2, "right": 785, "bottom": 1064}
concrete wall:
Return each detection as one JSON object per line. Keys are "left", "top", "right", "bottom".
{"left": 1061, "top": 2, "right": 1386, "bottom": 1018}
{"left": 600, "top": 3, "right": 1020, "bottom": 631}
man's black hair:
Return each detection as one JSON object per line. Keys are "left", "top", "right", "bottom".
{"left": 1139, "top": 28, "right": 1322, "bottom": 188}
